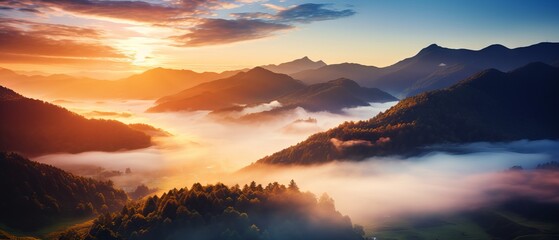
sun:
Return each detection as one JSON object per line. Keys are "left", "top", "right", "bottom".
{"left": 132, "top": 49, "right": 149, "bottom": 65}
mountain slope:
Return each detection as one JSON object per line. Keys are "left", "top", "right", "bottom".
{"left": 0, "top": 67, "right": 239, "bottom": 100}
{"left": 292, "top": 63, "right": 382, "bottom": 86}
{"left": 291, "top": 42, "right": 559, "bottom": 97}
{"left": 261, "top": 56, "right": 327, "bottom": 74}
{"left": 0, "top": 86, "right": 151, "bottom": 155}
{"left": 0, "top": 152, "right": 128, "bottom": 231}
{"left": 278, "top": 78, "right": 397, "bottom": 112}
{"left": 148, "top": 67, "right": 306, "bottom": 112}
{"left": 84, "top": 182, "right": 364, "bottom": 240}
{"left": 253, "top": 62, "right": 559, "bottom": 166}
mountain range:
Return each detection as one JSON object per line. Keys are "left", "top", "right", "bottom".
{"left": 1, "top": 42, "right": 557, "bottom": 102}
{"left": 0, "top": 85, "right": 152, "bottom": 155}
{"left": 261, "top": 56, "right": 327, "bottom": 74}
{"left": 0, "top": 67, "right": 239, "bottom": 99}
{"left": 148, "top": 67, "right": 305, "bottom": 112}
{"left": 290, "top": 42, "right": 559, "bottom": 97}
{"left": 251, "top": 62, "right": 559, "bottom": 166}
{"left": 148, "top": 67, "right": 396, "bottom": 114}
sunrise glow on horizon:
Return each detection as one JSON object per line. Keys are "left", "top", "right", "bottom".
{"left": 1, "top": 0, "right": 559, "bottom": 79}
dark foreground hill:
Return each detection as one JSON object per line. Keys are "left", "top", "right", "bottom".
{"left": 253, "top": 62, "right": 559, "bottom": 166}
{"left": 0, "top": 152, "right": 128, "bottom": 231}
{"left": 79, "top": 181, "right": 364, "bottom": 240}
{"left": 0, "top": 86, "right": 151, "bottom": 155}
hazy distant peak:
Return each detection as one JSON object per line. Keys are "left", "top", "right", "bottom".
{"left": 142, "top": 67, "right": 195, "bottom": 75}
{"left": 510, "top": 61, "right": 555, "bottom": 73}
{"left": 327, "top": 78, "right": 360, "bottom": 88}
{"left": 291, "top": 56, "right": 320, "bottom": 63}
{"left": 261, "top": 56, "right": 327, "bottom": 74}
{"left": 482, "top": 44, "right": 509, "bottom": 51}
{"left": 0, "top": 67, "right": 18, "bottom": 76}
{"left": 246, "top": 66, "right": 277, "bottom": 76}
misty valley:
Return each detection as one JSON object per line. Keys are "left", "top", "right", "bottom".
{"left": 2, "top": 13, "right": 559, "bottom": 239}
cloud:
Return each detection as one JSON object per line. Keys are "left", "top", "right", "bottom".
{"left": 0, "top": 1, "right": 356, "bottom": 50}
{"left": 238, "top": 140, "right": 559, "bottom": 223}
{"left": 0, "top": 18, "right": 126, "bottom": 63}
{"left": 1, "top": 18, "right": 101, "bottom": 39}
{"left": 276, "top": 3, "right": 356, "bottom": 23}
{"left": 0, "top": 0, "right": 225, "bottom": 23}
{"left": 262, "top": 3, "right": 286, "bottom": 11}
{"left": 230, "top": 12, "right": 275, "bottom": 20}
{"left": 170, "top": 18, "right": 293, "bottom": 46}
{"left": 330, "top": 137, "right": 390, "bottom": 150}
{"left": 194, "top": 3, "right": 355, "bottom": 46}
{"left": 330, "top": 138, "right": 373, "bottom": 150}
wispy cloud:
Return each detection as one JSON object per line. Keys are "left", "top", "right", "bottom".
{"left": 0, "top": 18, "right": 126, "bottom": 64}
{"left": 175, "top": 2, "right": 356, "bottom": 46}
{"left": 171, "top": 18, "right": 293, "bottom": 47}
{"left": 276, "top": 3, "right": 356, "bottom": 23}
{"left": 0, "top": 1, "right": 355, "bottom": 49}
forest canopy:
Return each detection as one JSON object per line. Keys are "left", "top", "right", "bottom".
{"left": 82, "top": 181, "right": 364, "bottom": 240}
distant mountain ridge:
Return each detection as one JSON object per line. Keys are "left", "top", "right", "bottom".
{"left": 291, "top": 42, "right": 559, "bottom": 97}
{"left": 149, "top": 67, "right": 306, "bottom": 112}
{"left": 278, "top": 78, "right": 397, "bottom": 113}
{"left": 0, "top": 85, "right": 152, "bottom": 155}
{"left": 252, "top": 62, "right": 559, "bottom": 166}
{"left": 0, "top": 67, "right": 240, "bottom": 99}
{"left": 261, "top": 56, "right": 326, "bottom": 74}
{"left": 149, "top": 68, "right": 397, "bottom": 114}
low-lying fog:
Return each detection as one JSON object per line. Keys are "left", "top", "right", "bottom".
{"left": 33, "top": 99, "right": 559, "bottom": 227}
{"left": 35, "top": 99, "right": 396, "bottom": 190}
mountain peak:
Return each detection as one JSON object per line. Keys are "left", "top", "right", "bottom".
{"left": 246, "top": 66, "right": 276, "bottom": 76}
{"left": 482, "top": 44, "right": 509, "bottom": 52}
{"left": 261, "top": 56, "right": 327, "bottom": 74}
{"left": 417, "top": 43, "right": 443, "bottom": 55}
{"left": 291, "top": 56, "right": 321, "bottom": 64}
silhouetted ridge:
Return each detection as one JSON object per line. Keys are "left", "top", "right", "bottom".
{"left": 0, "top": 86, "right": 151, "bottom": 155}
{"left": 482, "top": 44, "right": 509, "bottom": 52}
{"left": 0, "top": 85, "right": 22, "bottom": 100}
{"left": 417, "top": 43, "right": 443, "bottom": 55}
